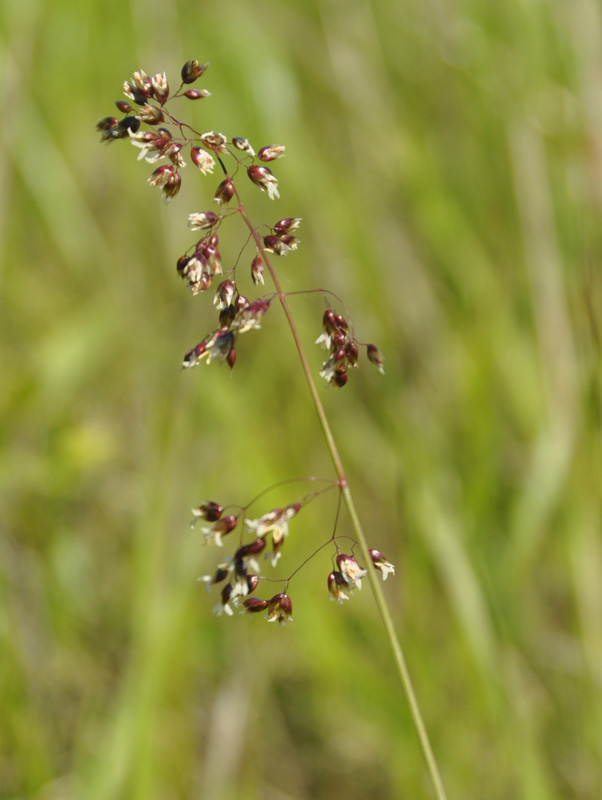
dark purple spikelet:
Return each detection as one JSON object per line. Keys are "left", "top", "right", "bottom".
{"left": 218, "top": 305, "right": 237, "bottom": 329}
{"left": 251, "top": 255, "right": 265, "bottom": 285}
{"left": 366, "top": 344, "right": 385, "bottom": 374}
{"left": 336, "top": 554, "right": 367, "bottom": 589}
{"left": 96, "top": 115, "right": 118, "bottom": 134}
{"left": 184, "top": 88, "right": 211, "bottom": 100}
{"left": 233, "top": 298, "right": 271, "bottom": 332}
{"left": 103, "top": 116, "right": 141, "bottom": 142}
{"left": 332, "top": 365, "right": 348, "bottom": 388}
{"left": 263, "top": 234, "right": 297, "bottom": 256}
{"left": 137, "top": 104, "right": 165, "bottom": 125}
{"left": 213, "top": 279, "right": 236, "bottom": 310}
{"left": 232, "top": 137, "right": 255, "bottom": 156}
{"left": 247, "top": 165, "right": 280, "bottom": 199}
{"left": 368, "top": 549, "right": 395, "bottom": 580}
{"left": 214, "top": 178, "right": 235, "bottom": 206}
{"left": 328, "top": 570, "right": 351, "bottom": 603}
{"left": 243, "top": 597, "right": 269, "bottom": 614}
{"left": 188, "top": 210, "right": 219, "bottom": 230}
{"left": 192, "top": 501, "right": 223, "bottom": 522}
{"left": 201, "top": 514, "right": 238, "bottom": 546}
{"left": 258, "top": 144, "right": 285, "bottom": 161}
{"left": 151, "top": 72, "right": 169, "bottom": 104}
{"left": 181, "top": 58, "right": 209, "bottom": 84}
{"left": 190, "top": 146, "right": 216, "bottom": 174}
{"left": 235, "top": 539, "right": 267, "bottom": 560}
{"left": 266, "top": 593, "right": 293, "bottom": 625}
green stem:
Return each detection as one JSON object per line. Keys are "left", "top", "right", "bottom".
{"left": 232, "top": 184, "right": 447, "bottom": 800}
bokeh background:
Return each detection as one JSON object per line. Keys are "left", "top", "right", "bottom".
{"left": 1, "top": 0, "right": 602, "bottom": 797}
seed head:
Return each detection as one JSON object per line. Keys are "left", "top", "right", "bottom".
{"left": 196, "top": 235, "right": 222, "bottom": 275}
{"left": 161, "top": 171, "right": 181, "bottom": 202}
{"left": 369, "top": 549, "right": 396, "bottom": 580}
{"left": 258, "top": 144, "right": 286, "bottom": 161}
{"left": 233, "top": 298, "right": 271, "bottom": 333}
{"left": 331, "top": 331, "right": 346, "bottom": 349}
{"left": 274, "top": 218, "right": 302, "bottom": 234}
{"left": 181, "top": 59, "right": 209, "bottom": 84}
{"left": 100, "top": 116, "right": 141, "bottom": 142}
{"left": 243, "top": 597, "right": 269, "bottom": 614}
{"left": 247, "top": 165, "right": 279, "bottom": 200}
{"left": 235, "top": 538, "right": 267, "bottom": 560}
{"left": 266, "top": 593, "right": 293, "bottom": 625}
{"left": 177, "top": 255, "right": 190, "bottom": 276}
{"left": 332, "top": 365, "right": 348, "bottom": 388}
{"left": 214, "top": 178, "right": 235, "bottom": 206}
{"left": 179, "top": 256, "right": 212, "bottom": 295}
{"left": 96, "top": 116, "right": 118, "bottom": 133}
{"left": 319, "top": 356, "right": 348, "bottom": 387}
{"left": 123, "top": 80, "right": 149, "bottom": 105}
{"left": 213, "top": 583, "right": 235, "bottom": 616}
{"left": 188, "top": 211, "right": 219, "bottom": 230}
{"left": 128, "top": 129, "right": 171, "bottom": 162}
{"left": 190, "top": 147, "right": 216, "bottom": 174}
{"left": 345, "top": 341, "right": 359, "bottom": 367}
{"left": 201, "top": 514, "right": 238, "bottom": 547}
{"left": 263, "top": 234, "right": 296, "bottom": 256}
{"left": 322, "top": 309, "right": 337, "bottom": 334}
{"left": 328, "top": 571, "right": 351, "bottom": 603}
{"left": 245, "top": 506, "right": 288, "bottom": 538}
{"left": 204, "top": 330, "right": 236, "bottom": 365}
{"left": 336, "top": 554, "right": 367, "bottom": 589}
{"left": 366, "top": 344, "right": 385, "bottom": 375}
{"left": 158, "top": 141, "right": 183, "bottom": 166}
{"left": 131, "top": 70, "right": 153, "bottom": 97}
{"left": 232, "top": 137, "right": 256, "bottom": 157}
{"left": 151, "top": 72, "right": 169, "bottom": 104}
{"left": 213, "top": 279, "right": 236, "bottom": 310}
{"left": 219, "top": 305, "right": 237, "bottom": 329}
{"left": 334, "top": 314, "right": 348, "bottom": 332}
{"left": 251, "top": 255, "right": 265, "bottom": 286}
{"left": 197, "top": 565, "right": 230, "bottom": 591}
{"left": 182, "top": 340, "right": 207, "bottom": 368}
{"left": 183, "top": 330, "right": 236, "bottom": 368}
{"left": 148, "top": 163, "right": 175, "bottom": 187}
{"left": 192, "top": 501, "right": 223, "bottom": 522}
{"left": 200, "top": 131, "right": 228, "bottom": 152}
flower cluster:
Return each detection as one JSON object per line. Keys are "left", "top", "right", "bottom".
{"left": 327, "top": 550, "right": 395, "bottom": 602}
{"left": 96, "top": 60, "right": 285, "bottom": 206}
{"left": 193, "top": 499, "right": 304, "bottom": 623}
{"left": 192, "top": 490, "right": 395, "bottom": 625}
{"left": 316, "top": 309, "right": 385, "bottom": 387}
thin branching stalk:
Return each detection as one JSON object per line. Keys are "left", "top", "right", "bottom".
{"left": 230, "top": 175, "right": 448, "bottom": 800}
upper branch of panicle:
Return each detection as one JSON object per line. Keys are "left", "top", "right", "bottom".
{"left": 96, "top": 58, "right": 385, "bottom": 387}
{"left": 96, "top": 60, "right": 286, "bottom": 206}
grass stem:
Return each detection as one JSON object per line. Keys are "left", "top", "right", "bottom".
{"left": 233, "top": 185, "right": 448, "bottom": 800}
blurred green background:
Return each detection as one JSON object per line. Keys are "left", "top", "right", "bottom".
{"left": 1, "top": 0, "right": 602, "bottom": 797}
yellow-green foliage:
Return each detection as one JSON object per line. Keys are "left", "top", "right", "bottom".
{"left": 1, "top": 0, "right": 601, "bottom": 798}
